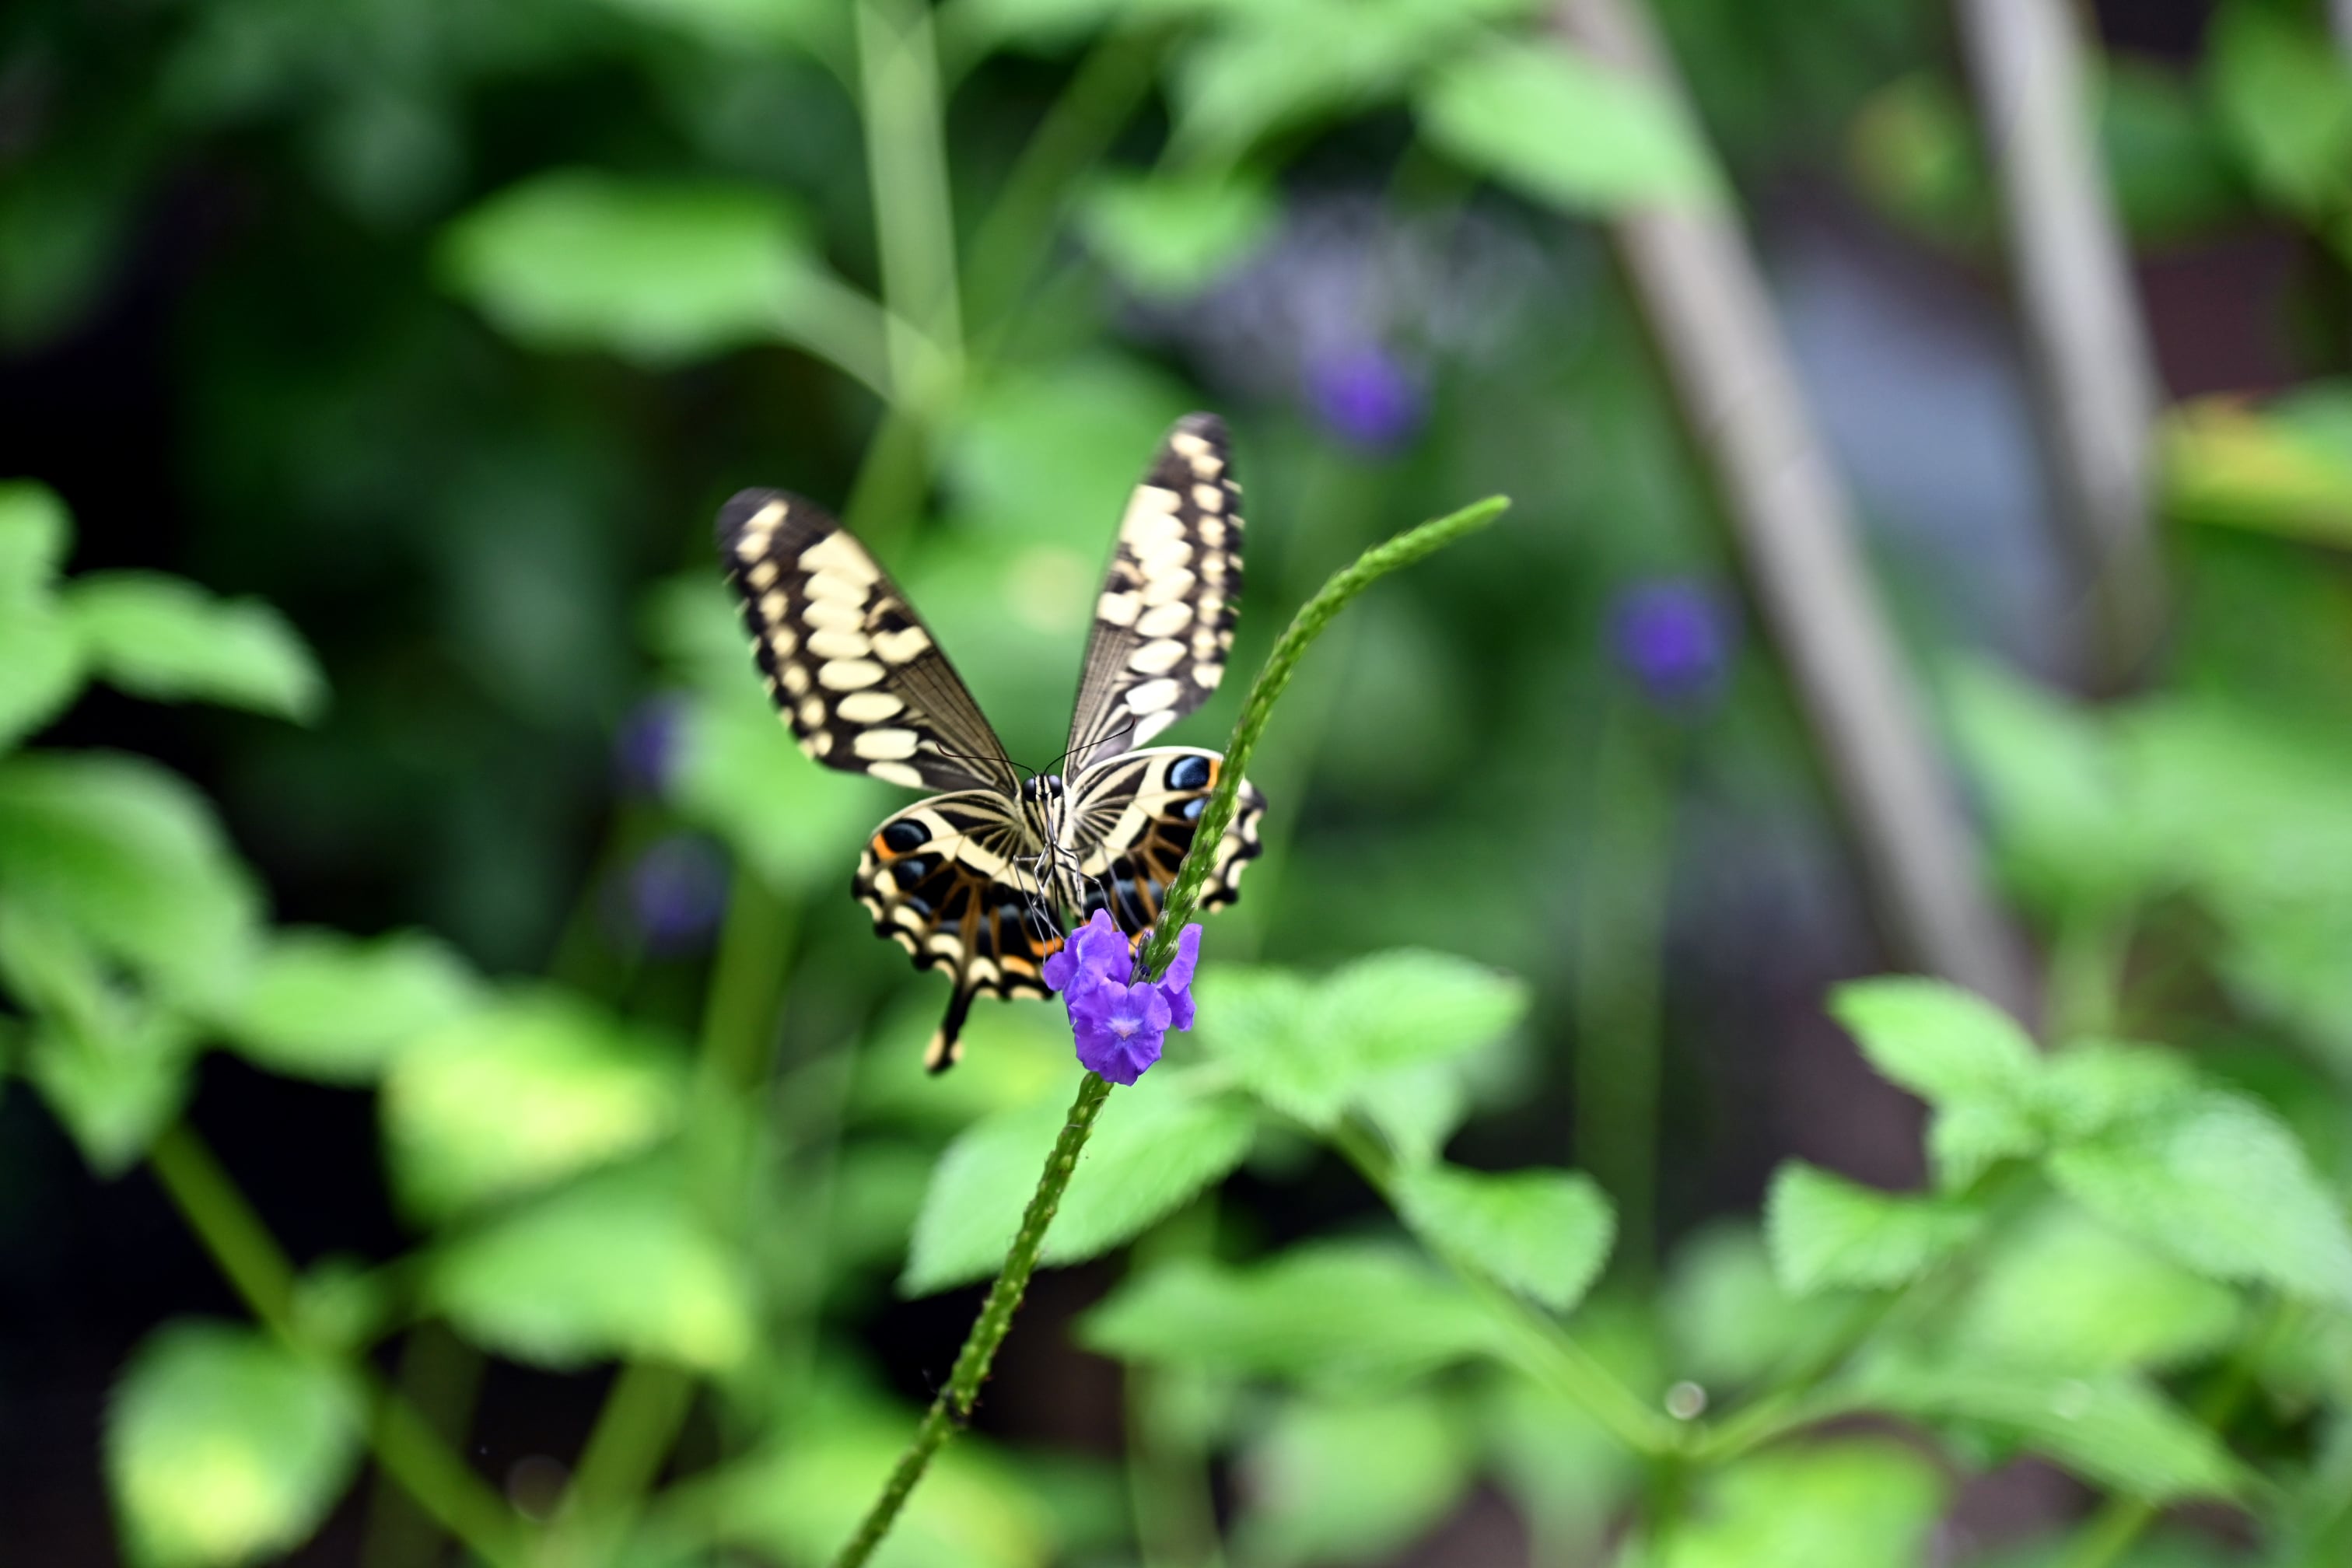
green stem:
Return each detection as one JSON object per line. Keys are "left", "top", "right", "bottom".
{"left": 358, "top": 1326, "right": 488, "bottom": 1568}
{"left": 828, "top": 1071, "right": 1116, "bottom": 1568}
{"left": 964, "top": 22, "right": 1167, "bottom": 338}
{"left": 856, "top": 0, "right": 964, "bottom": 415}
{"left": 1136, "top": 494, "right": 1513, "bottom": 980}
{"left": 551, "top": 1364, "right": 698, "bottom": 1557}
{"left": 148, "top": 1126, "right": 527, "bottom": 1568}
{"left": 828, "top": 495, "right": 1510, "bottom": 1566}
{"left": 1572, "top": 696, "right": 1671, "bottom": 1285}
{"left": 1328, "top": 1119, "right": 1682, "bottom": 1458}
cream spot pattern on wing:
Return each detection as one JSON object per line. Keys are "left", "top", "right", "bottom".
{"left": 817, "top": 659, "right": 886, "bottom": 691}
{"left": 836, "top": 690, "right": 905, "bottom": 722}
{"left": 852, "top": 727, "right": 920, "bottom": 761}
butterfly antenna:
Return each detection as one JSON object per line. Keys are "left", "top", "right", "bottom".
{"left": 1046, "top": 715, "right": 1143, "bottom": 777}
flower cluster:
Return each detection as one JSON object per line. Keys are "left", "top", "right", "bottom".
{"left": 1041, "top": 910, "right": 1201, "bottom": 1086}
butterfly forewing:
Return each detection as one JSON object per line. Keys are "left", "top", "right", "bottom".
{"left": 853, "top": 792, "right": 1058, "bottom": 1071}
{"left": 1064, "top": 415, "right": 1244, "bottom": 777}
{"left": 717, "top": 489, "right": 1018, "bottom": 796}
{"left": 1069, "top": 747, "right": 1265, "bottom": 936}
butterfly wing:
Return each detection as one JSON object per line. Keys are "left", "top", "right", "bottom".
{"left": 1066, "top": 747, "right": 1266, "bottom": 936}
{"left": 718, "top": 489, "right": 1019, "bottom": 796}
{"left": 856, "top": 792, "right": 1059, "bottom": 1072}
{"left": 1063, "top": 415, "right": 1244, "bottom": 778}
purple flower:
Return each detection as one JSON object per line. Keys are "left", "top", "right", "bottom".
{"left": 1304, "top": 345, "right": 1425, "bottom": 453}
{"left": 621, "top": 834, "right": 730, "bottom": 954}
{"left": 1605, "top": 579, "right": 1737, "bottom": 708}
{"left": 1043, "top": 910, "right": 1202, "bottom": 1086}
{"left": 614, "top": 693, "right": 688, "bottom": 796}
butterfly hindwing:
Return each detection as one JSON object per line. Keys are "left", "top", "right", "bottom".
{"left": 1064, "top": 415, "right": 1244, "bottom": 776}
{"left": 718, "top": 489, "right": 1017, "bottom": 795}
{"left": 1069, "top": 747, "right": 1265, "bottom": 936}
{"left": 853, "top": 792, "right": 1057, "bottom": 1072}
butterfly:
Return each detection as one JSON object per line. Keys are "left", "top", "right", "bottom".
{"left": 716, "top": 413, "right": 1267, "bottom": 1071}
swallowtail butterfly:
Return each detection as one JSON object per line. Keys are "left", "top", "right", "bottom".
{"left": 716, "top": 414, "right": 1265, "bottom": 1070}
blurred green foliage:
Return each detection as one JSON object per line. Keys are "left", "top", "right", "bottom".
{"left": 12, "top": 0, "right": 2352, "bottom": 1566}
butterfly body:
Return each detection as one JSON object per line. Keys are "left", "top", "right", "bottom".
{"left": 717, "top": 414, "right": 1265, "bottom": 1070}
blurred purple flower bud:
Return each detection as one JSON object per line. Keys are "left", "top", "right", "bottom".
{"left": 1606, "top": 579, "right": 1736, "bottom": 707}
{"left": 614, "top": 694, "right": 687, "bottom": 797}
{"left": 1304, "top": 345, "right": 1425, "bottom": 453}
{"left": 622, "top": 834, "right": 730, "bottom": 954}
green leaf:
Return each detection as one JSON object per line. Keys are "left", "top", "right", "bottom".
{"left": 1856, "top": 1359, "right": 2247, "bottom": 1502}
{"left": 1826, "top": 977, "right": 2038, "bottom": 1108}
{"left": 0, "top": 751, "right": 261, "bottom": 1005}
{"left": 1323, "top": 949, "right": 1530, "bottom": 1075}
{"left": 1195, "top": 953, "right": 1527, "bottom": 1131}
{"left": 1393, "top": 1164, "right": 1612, "bottom": 1313}
{"left": 2161, "top": 390, "right": 2352, "bottom": 547}
{"left": 590, "top": 0, "right": 847, "bottom": 56}
{"left": 0, "top": 478, "right": 70, "bottom": 596}
{"left": 1355, "top": 1056, "right": 1474, "bottom": 1168}
{"left": 668, "top": 681, "right": 889, "bottom": 895}
{"left": 1653, "top": 1440, "right": 1946, "bottom": 1568}
{"left": 215, "top": 927, "right": 484, "bottom": 1084}
{"left": 1233, "top": 1393, "right": 1474, "bottom": 1568}
{"left": 24, "top": 1013, "right": 197, "bottom": 1178}
{"left": 708, "top": 1401, "right": 1055, "bottom": 1568}
{"left": 1416, "top": 38, "right": 1718, "bottom": 214}
{"left": 1951, "top": 1203, "right": 2241, "bottom": 1375}
{"left": 2032, "top": 1040, "right": 2202, "bottom": 1143}
{"left": 903, "top": 1072, "right": 1257, "bottom": 1296}
{"left": 1081, "top": 1243, "right": 1502, "bottom": 1386}
{"left": 2046, "top": 1088, "right": 2352, "bottom": 1308}
{"left": 0, "top": 593, "right": 85, "bottom": 750}
{"left": 1169, "top": 2, "right": 1447, "bottom": 163}
{"left": 2208, "top": 0, "right": 2352, "bottom": 218}
{"left": 1944, "top": 661, "right": 2147, "bottom": 912}
{"left": 428, "top": 1168, "right": 754, "bottom": 1370}
{"left": 1765, "top": 1162, "right": 1981, "bottom": 1296}
{"left": 382, "top": 992, "right": 688, "bottom": 1220}
{"left": 107, "top": 1321, "right": 359, "bottom": 1568}
{"left": 1077, "top": 169, "right": 1278, "bottom": 299}
{"left": 66, "top": 572, "right": 324, "bottom": 721}
{"left": 1927, "top": 1095, "right": 2042, "bottom": 1192}
{"left": 439, "top": 172, "right": 844, "bottom": 367}
{"left": 1662, "top": 1223, "right": 1843, "bottom": 1389}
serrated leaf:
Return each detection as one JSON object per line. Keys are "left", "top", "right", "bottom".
{"left": 107, "top": 1321, "right": 359, "bottom": 1568}
{"left": 216, "top": 927, "right": 484, "bottom": 1084}
{"left": 1827, "top": 977, "right": 2038, "bottom": 1108}
{"left": 439, "top": 172, "right": 842, "bottom": 366}
{"left": 428, "top": 1169, "right": 754, "bottom": 1370}
{"left": 382, "top": 992, "right": 688, "bottom": 1220}
{"left": 2032, "top": 1041, "right": 2202, "bottom": 1143}
{"left": 1417, "top": 38, "right": 1717, "bottom": 214}
{"left": 1662, "top": 1223, "right": 1843, "bottom": 1388}
{"left": 1234, "top": 1393, "right": 1473, "bottom": 1568}
{"left": 2047, "top": 1088, "right": 2352, "bottom": 1307}
{"left": 1927, "top": 1095, "right": 2042, "bottom": 1191}
{"left": 1394, "top": 1164, "right": 1612, "bottom": 1313}
{"left": 66, "top": 572, "right": 324, "bottom": 721}
{"left": 1080, "top": 1243, "right": 1501, "bottom": 1387}
{"left": 1766, "top": 1163, "right": 1981, "bottom": 1296}
{"left": 1356, "top": 1056, "right": 1472, "bottom": 1167}
{"left": 0, "top": 751, "right": 261, "bottom": 1005}
{"left": 1952, "top": 1203, "right": 2241, "bottom": 1374}
{"left": 1195, "top": 954, "right": 1526, "bottom": 1131}
{"left": 1654, "top": 1440, "right": 1946, "bottom": 1568}
{"left": 1077, "top": 169, "right": 1277, "bottom": 299}
{"left": 1856, "top": 1358, "right": 2247, "bottom": 1502}
{"left": 1322, "top": 949, "right": 1530, "bottom": 1075}
{"left": 902, "top": 1073, "right": 1256, "bottom": 1296}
